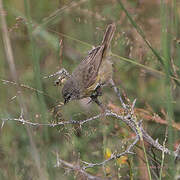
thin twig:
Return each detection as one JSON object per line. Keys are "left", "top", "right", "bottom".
{"left": 1, "top": 79, "right": 54, "bottom": 99}
{"left": 55, "top": 153, "right": 106, "bottom": 180}
{"left": 2, "top": 110, "right": 179, "bottom": 159}
{"left": 109, "top": 79, "right": 127, "bottom": 109}
{"left": 0, "top": 113, "right": 102, "bottom": 127}
{"left": 82, "top": 136, "right": 138, "bottom": 170}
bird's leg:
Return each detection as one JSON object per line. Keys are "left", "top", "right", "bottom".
{"left": 88, "top": 83, "right": 103, "bottom": 104}
{"left": 90, "top": 95, "right": 101, "bottom": 105}
{"left": 92, "top": 83, "right": 103, "bottom": 97}
{"left": 95, "top": 84, "right": 103, "bottom": 96}
{"left": 88, "top": 83, "right": 107, "bottom": 112}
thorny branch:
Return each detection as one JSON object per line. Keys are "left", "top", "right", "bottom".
{"left": 1, "top": 106, "right": 180, "bottom": 159}
{"left": 54, "top": 137, "right": 138, "bottom": 180}
{"left": 55, "top": 153, "right": 107, "bottom": 180}
{"left": 1, "top": 113, "right": 102, "bottom": 128}
{"left": 81, "top": 136, "right": 138, "bottom": 170}
{"left": 54, "top": 137, "right": 138, "bottom": 179}
{"left": 1, "top": 67, "right": 180, "bottom": 178}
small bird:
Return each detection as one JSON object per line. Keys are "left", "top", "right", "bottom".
{"left": 62, "top": 23, "right": 116, "bottom": 104}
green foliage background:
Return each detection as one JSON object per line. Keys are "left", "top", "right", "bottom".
{"left": 0, "top": 0, "right": 180, "bottom": 179}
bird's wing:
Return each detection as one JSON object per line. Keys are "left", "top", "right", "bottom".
{"left": 72, "top": 23, "right": 116, "bottom": 90}
{"left": 82, "top": 23, "right": 116, "bottom": 88}
{"left": 73, "top": 45, "right": 105, "bottom": 89}
{"left": 83, "top": 45, "right": 105, "bottom": 89}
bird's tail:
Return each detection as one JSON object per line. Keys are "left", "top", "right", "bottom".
{"left": 101, "top": 23, "right": 116, "bottom": 54}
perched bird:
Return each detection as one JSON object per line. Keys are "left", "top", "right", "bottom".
{"left": 62, "top": 23, "right": 116, "bottom": 104}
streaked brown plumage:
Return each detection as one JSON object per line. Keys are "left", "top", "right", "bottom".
{"left": 62, "top": 23, "right": 116, "bottom": 104}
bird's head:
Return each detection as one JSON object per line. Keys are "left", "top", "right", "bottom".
{"left": 62, "top": 78, "right": 80, "bottom": 104}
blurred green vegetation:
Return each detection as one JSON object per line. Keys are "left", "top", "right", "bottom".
{"left": 0, "top": 0, "right": 180, "bottom": 179}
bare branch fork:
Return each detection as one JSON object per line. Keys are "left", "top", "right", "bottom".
{"left": 1, "top": 105, "right": 180, "bottom": 160}
{"left": 53, "top": 93, "right": 180, "bottom": 178}
{"left": 54, "top": 138, "right": 138, "bottom": 180}
{"left": 81, "top": 136, "right": 138, "bottom": 170}
{"left": 55, "top": 153, "right": 106, "bottom": 180}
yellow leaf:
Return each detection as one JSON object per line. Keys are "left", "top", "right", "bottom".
{"left": 117, "top": 156, "right": 128, "bottom": 165}
{"left": 105, "top": 148, "right": 112, "bottom": 159}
